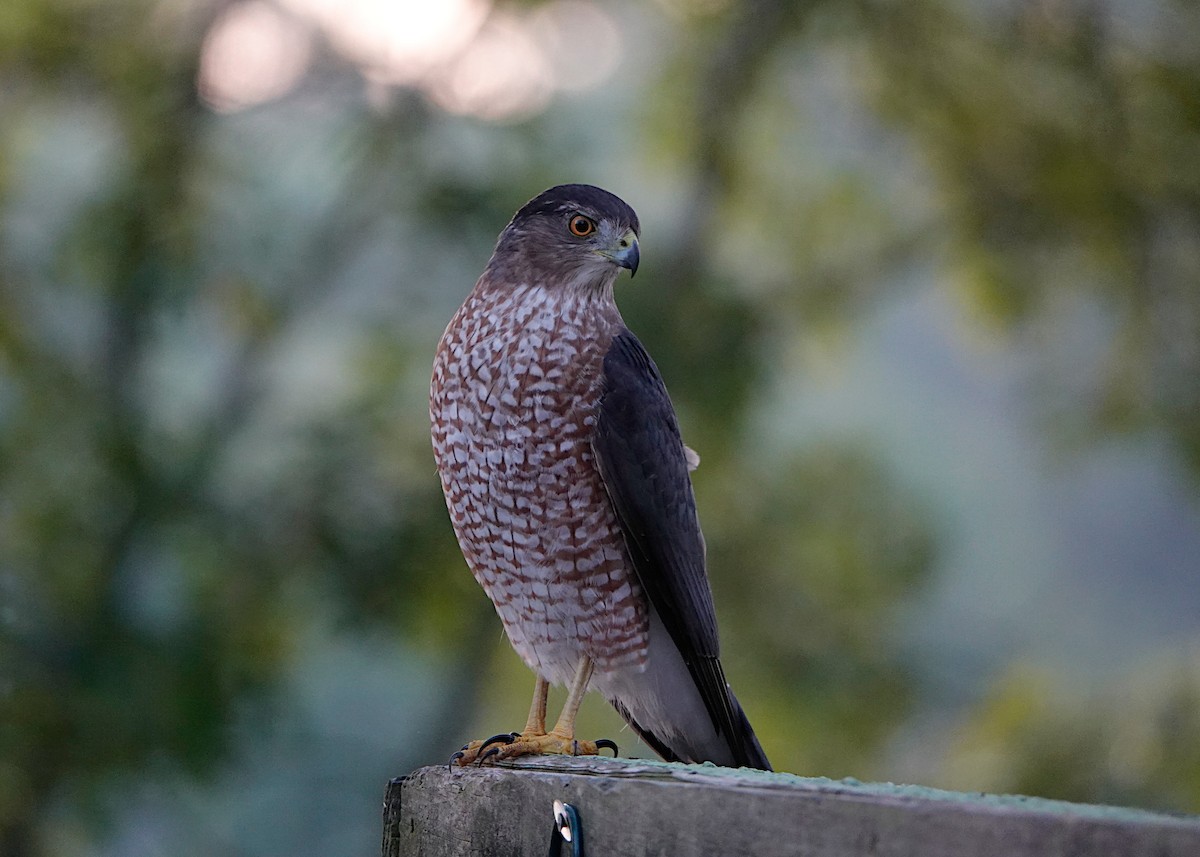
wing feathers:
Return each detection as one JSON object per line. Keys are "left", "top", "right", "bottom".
{"left": 592, "top": 329, "right": 769, "bottom": 770}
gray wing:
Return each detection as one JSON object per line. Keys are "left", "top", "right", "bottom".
{"left": 591, "top": 329, "right": 754, "bottom": 763}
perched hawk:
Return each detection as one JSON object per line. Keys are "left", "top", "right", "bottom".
{"left": 430, "top": 184, "right": 770, "bottom": 769}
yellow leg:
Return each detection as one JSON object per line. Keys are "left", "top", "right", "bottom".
{"left": 523, "top": 676, "right": 549, "bottom": 735}
{"left": 548, "top": 657, "right": 593, "bottom": 739}
{"left": 451, "top": 658, "right": 617, "bottom": 766}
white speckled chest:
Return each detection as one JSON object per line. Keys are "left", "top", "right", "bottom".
{"left": 430, "top": 282, "right": 649, "bottom": 685}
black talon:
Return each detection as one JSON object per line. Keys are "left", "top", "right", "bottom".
{"left": 478, "top": 744, "right": 504, "bottom": 765}
{"left": 480, "top": 732, "right": 518, "bottom": 751}
{"left": 595, "top": 738, "right": 619, "bottom": 757}
{"left": 448, "top": 751, "right": 465, "bottom": 770}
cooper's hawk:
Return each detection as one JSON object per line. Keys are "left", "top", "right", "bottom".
{"left": 430, "top": 184, "right": 770, "bottom": 770}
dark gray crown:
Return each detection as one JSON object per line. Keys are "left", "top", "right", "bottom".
{"left": 512, "top": 184, "right": 640, "bottom": 235}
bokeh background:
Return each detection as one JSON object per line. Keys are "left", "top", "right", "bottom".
{"left": 3, "top": 0, "right": 1200, "bottom": 853}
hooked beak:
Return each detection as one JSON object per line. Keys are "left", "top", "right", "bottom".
{"left": 602, "top": 229, "right": 639, "bottom": 278}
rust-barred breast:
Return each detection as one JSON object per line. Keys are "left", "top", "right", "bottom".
{"left": 430, "top": 282, "right": 648, "bottom": 688}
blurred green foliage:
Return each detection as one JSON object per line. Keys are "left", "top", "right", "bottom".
{"left": 1, "top": 0, "right": 1199, "bottom": 854}
{"left": 942, "top": 654, "right": 1200, "bottom": 812}
{"left": 860, "top": 0, "right": 1200, "bottom": 462}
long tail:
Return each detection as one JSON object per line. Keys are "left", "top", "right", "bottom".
{"left": 617, "top": 685, "right": 771, "bottom": 771}
{"left": 593, "top": 612, "right": 772, "bottom": 770}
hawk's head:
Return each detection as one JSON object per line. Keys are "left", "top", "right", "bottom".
{"left": 486, "top": 184, "right": 640, "bottom": 290}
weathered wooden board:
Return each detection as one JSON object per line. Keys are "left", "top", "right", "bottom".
{"left": 382, "top": 755, "right": 1200, "bottom": 857}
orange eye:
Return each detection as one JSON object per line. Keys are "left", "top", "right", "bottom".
{"left": 568, "top": 214, "right": 596, "bottom": 237}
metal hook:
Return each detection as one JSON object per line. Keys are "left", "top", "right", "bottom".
{"left": 547, "top": 799, "right": 583, "bottom": 857}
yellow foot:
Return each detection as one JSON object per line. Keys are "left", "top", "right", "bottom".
{"left": 451, "top": 730, "right": 618, "bottom": 767}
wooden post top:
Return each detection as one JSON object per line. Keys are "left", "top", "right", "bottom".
{"left": 383, "top": 756, "right": 1200, "bottom": 856}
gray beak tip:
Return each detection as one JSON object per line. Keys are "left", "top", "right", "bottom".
{"left": 617, "top": 240, "right": 640, "bottom": 278}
